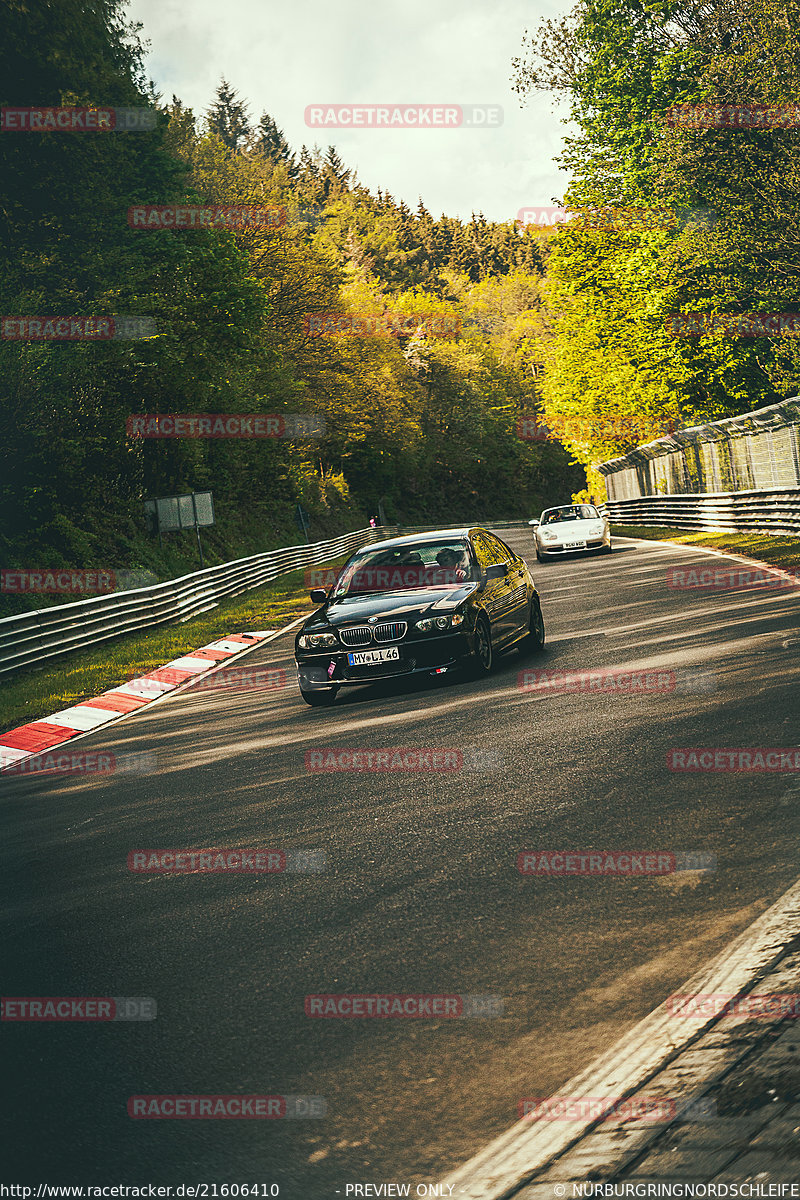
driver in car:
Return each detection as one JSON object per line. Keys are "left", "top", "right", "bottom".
{"left": 425, "top": 547, "right": 469, "bottom": 584}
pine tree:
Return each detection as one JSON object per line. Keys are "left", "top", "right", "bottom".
{"left": 254, "top": 111, "right": 297, "bottom": 176}
{"left": 206, "top": 78, "right": 251, "bottom": 152}
{"left": 297, "top": 145, "right": 319, "bottom": 182}
{"left": 163, "top": 95, "right": 197, "bottom": 157}
{"left": 323, "top": 146, "right": 349, "bottom": 185}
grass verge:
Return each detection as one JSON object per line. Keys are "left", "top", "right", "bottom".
{"left": 0, "top": 560, "right": 347, "bottom": 733}
{"left": 612, "top": 525, "right": 800, "bottom": 570}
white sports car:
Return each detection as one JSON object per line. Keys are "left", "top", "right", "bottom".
{"left": 529, "top": 504, "right": 611, "bottom": 561}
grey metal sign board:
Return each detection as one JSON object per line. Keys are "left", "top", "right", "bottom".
{"left": 149, "top": 492, "right": 215, "bottom": 533}
{"left": 192, "top": 491, "right": 215, "bottom": 526}
{"left": 156, "top": 496, "right": 181, "bottom": 531}
{"left": 177, "top": 494, "right": 195, "bottom": 529}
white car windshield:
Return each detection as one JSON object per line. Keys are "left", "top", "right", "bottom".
{"left": 541, "top": 505, "right": 598, "bottom": 524}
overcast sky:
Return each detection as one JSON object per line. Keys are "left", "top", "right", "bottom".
{"left": 126, "top": 0, "right": 575, "bottom": 225}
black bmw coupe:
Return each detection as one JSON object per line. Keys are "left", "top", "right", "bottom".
{"left": 294, "top": 527, "right": 545, "bottom": 705}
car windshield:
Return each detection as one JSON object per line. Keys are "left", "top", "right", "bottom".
{"left": 541, "top": 505, "right": 598, "bottom": 524}
{"left": 330, "top": 541, "right": 476, "bottom": 597}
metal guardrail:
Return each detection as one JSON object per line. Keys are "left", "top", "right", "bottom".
{"left": 0, "top": 526, "right": 388, "bottom": 677}
{"left": 605, "top": 488, "right": 800, "bottom": 535}
{"left": 597, "top": 397, "right": 800, "bottom": 500}
{"left": 0, "top": 520, "right": 545, "bottom": 678}
{"left": 393, "top": 520, "right": 531, "bottom": 534}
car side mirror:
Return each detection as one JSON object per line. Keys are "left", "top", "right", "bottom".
{"left": 309, "top": 588, "right": 328, "bottom": 604}
{"left": 528, "top": 519, "right": 540, "bottom": 528}
{"left": 484, "top": 563, "right": 507, "bottom": 580}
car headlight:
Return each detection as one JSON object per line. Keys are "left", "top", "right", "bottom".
{"left": 416, "top": 613, "right": 464, "bottom": 633}
{"left": 589, "top": 522, "right": 605, "bottom": 534}
{"left": 542, "top": 531, "right": 558, "bottom": 541}
{"left": 298, "top": 631, "right": 338, "bottom": 649}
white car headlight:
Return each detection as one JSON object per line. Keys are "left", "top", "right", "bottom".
{"left": 589, "top": 522, "right": 605, "bottom": 534}
{"left": 542, "top": 531, "right": 558, "bottom": 542}
{"left": 417, "top": 614, "right": 462, "bottom": 632}
{"left": 298, "top": 631, "right": 338, "bottom": 649}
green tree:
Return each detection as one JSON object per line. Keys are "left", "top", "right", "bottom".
{"left": 253, "top": 111, "right": 297, "bottom": 176}
{"left": 205, "top": 78, "right": 251, "bottom": 152}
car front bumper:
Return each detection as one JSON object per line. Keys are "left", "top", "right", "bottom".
{"left": 295, "top": 629, "right": 473, "bottom": 690}
{"left": 537, "top": 536, "right": 609, "bottom": 556}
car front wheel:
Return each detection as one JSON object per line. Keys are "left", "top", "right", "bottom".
{"left": 471, "top": 615, "right": 494, "bottom": 676}
{"left": 519, "top": 597, "right": 545, "bottom": 654}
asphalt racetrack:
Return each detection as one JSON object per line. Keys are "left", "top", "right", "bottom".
{"left": 3, "top": 530, "right": 800, "bottom": 1197}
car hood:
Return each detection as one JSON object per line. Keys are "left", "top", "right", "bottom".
{"left": 540, "top": 518, "right": 604, "bottom": 536}
{"left": 304, "top": 584, "right": 479, "bottom": 629}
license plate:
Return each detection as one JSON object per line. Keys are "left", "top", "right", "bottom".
{"left": 347, "top": 647, "right": 400, "bottom": 666}
{"left": 565, "top": 540, "right": 586, "bottom": 549}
